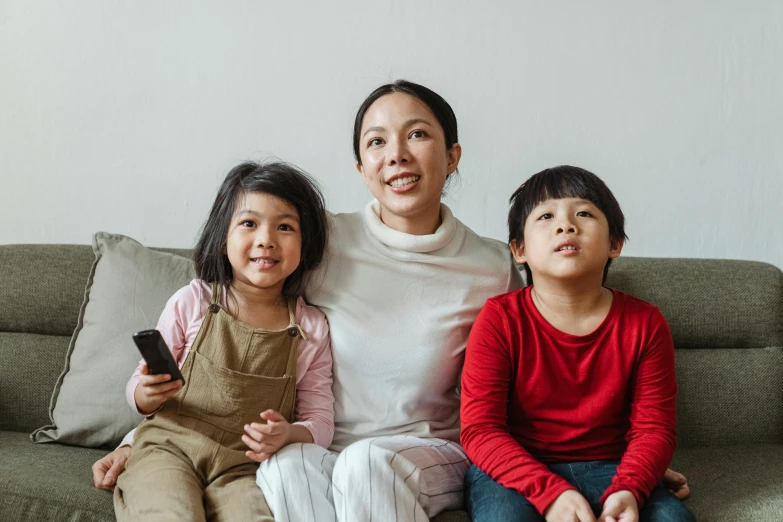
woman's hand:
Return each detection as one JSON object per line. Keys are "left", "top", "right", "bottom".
{"left": 133, "top": 363, "right": 183, "bottom": 414}
{"left": 545, "top": 489, "right": 596, "bottom": 522}
{"left": 92, "top": 445, "right": 131, "bottom": 491}
{"left": 598, "top": 490, "right": 638, "bottom": 522}
{"left": 243, "top": 409, "right": 314, "bottom": 462}
{"left": 663, "top": 468, "right": 690, "bottom": 500}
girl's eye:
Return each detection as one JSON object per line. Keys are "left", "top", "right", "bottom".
{"left": 577, "top": 211, "right": 593, "bottom": 218}
{"left": 278, "top": 224, "right": 294, "bottom": 231}
{"left": 241, "top": 220, "right": 255, "bottom": 228}
{"left": 410, "top": 130, "right": 426, "bottom": 139}
{"left": 367, "top": 137, "right": 383, "bottom": 147}
{"left": 538, "top": 213, "right": 553, "bottom": 220}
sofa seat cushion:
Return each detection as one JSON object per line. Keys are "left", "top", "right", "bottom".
{"left": 0, "top": 430, "right": 469, "bottom": 521}
{"left": 0, "top": 431, "right": 114, "bottom": 521}
{"left": 672, "top": 443, "right": 783, "bottom": 521}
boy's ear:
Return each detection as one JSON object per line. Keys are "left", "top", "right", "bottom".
{"left": 509, "top": 239, "right": 526, "bottom": 264}
{"left": 608, "top": 238, "right": 625, "bottom": 259}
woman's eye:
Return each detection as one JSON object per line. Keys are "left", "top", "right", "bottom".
{"left": 367, "top": 137, "right": 383, "bottom": 147}
{"left": 538, "top": 213, "right": 553, "bottom": 220}
{"left": 410, "top": 130, "right": 426, "bottom": 139}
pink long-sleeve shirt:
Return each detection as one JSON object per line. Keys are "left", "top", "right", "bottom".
{"left": 127, "top": 279, "right": 335, "bottom": 449}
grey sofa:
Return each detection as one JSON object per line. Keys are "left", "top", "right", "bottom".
{"left": 1, "top": 243, "right": 781, "bottom": 521}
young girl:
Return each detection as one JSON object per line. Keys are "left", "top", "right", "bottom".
{"left": 113, "top": 161, "right": 334, "bottom": 522}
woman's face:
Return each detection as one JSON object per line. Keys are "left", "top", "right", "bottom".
{"left": 356, "top": 92, "right": 461, "bottom": 234}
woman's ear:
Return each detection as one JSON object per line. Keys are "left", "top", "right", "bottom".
{"left": 446, "top": 143, "right": 462, "bottom": 174}
{"left": 355, "top": 162, "right": 368, "bottom": 185}
{"left": 509, "top": 239, "right": 526, "bottom": 264}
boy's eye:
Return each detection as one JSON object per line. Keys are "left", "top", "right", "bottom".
{"left": 538, "top": 213, "right": 553, "bottom": 220}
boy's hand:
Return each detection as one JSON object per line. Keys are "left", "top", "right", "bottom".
{"left": 598, "top": 490, "right": 638, "bottom": 522}
{"left": 545, "top": 489, "right": 596, "bottom": 522}
{"left": 92, "top": 445, "right": 131, "bottom": 492}
{"left": 134, "top": 363, "right": 183, "bottom": 414}
{"left": 663, "top": 468, "right": 690, "bottom": 499}
{"left": 243, "top": 409, "right": 292, "bottom": 463}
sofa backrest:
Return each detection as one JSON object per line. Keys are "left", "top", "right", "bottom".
{"left": 1, "top": 245, "right": 781, "bottom": 447}
{"left": 0, "top": 244, "right": 189, "bottom": 434}
{"left": 606, "top": 257, "right": 783, "bottom": 447}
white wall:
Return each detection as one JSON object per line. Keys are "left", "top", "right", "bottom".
{"left": 3, "top": 1, "right": 782, "bottom": 269}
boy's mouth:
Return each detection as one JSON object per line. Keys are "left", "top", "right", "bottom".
{"left": 554, "top": 241, "right": 579, "bottom": 252}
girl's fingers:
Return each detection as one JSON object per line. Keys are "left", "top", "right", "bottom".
{"left": 249, "top": 422, "right": 278, "bottom": 435}
{"left": 245, "top": 451, "right": 271, "bottom": 463}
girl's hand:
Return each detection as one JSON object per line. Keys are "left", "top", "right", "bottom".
{"left": 598, "top": 490, "right": 639, "bottom": 522}
{"left": 243, "top": 409, "right": 292, "bottom": 463}
{"left": 133, "top": 363, "right": 183, "bottom": 414}
{"left": 545, "top": 489, "right": 596, "bottom": 522}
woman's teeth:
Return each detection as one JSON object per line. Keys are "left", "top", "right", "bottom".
{"left": 388, "top": 176, "right": 420, "bottom": 187}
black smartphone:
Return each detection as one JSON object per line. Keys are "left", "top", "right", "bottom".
{"left": 132, "top": 329, "right": 185, "bottom": 385}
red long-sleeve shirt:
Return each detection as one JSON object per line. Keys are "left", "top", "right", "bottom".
{"left": 460, "top": 287, "right": 677, "bottom": 515}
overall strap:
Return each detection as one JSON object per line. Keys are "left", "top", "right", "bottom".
{"left": 285, "top": 297, "right": 308, "bottom": 341}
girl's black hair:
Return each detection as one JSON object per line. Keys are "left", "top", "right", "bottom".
{"left": 193, "top": 161, "right": 328, "bottom": 298}
{"left": 507, "top": 165, "right": 628, "bottom": 286}
{"left": 353, "top": 80, "right": 460, "bottom": 189}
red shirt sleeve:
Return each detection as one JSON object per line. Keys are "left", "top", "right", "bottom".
{"left": 460, "top": 299, "right": 575, "bottom": 515}
{"left": 600, "top": 307, "right": 678, "bottom": 507}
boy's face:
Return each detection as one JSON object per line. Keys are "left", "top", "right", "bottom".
{"left": 510, "top": 197, "right": 623, "bottom": 285}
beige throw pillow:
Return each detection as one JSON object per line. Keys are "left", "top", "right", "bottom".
{"left": 31, "top": 232, "right": 196, "bottom": 448}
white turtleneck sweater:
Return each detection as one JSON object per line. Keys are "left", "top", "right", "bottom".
{"left": 308, "top": 201, "right": 523, "bottom": 451}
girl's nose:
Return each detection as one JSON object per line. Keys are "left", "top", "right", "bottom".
{"left": 255, "top": 228, "right": 276, "bottom": 248}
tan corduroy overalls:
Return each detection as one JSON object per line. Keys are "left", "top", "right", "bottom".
{"left": 115, "top": 285, "right": 303, "bottom": 522}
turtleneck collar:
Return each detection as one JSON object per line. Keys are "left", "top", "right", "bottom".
{"left": 362, "top": 199, "right": 458, "bottom": 253}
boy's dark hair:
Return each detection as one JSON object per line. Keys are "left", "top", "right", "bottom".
{"left": 507, "top": 165, "right": 628, "bottom": 286}
{"left": 353, "top": 80, "right": 460, "bottom": 190}
{"left": 193, "top": 161, "right": 328, "bottom": 298}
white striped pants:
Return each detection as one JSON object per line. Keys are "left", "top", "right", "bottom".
{"left": 256, "top": 435, "right": 470, "bottom": 522}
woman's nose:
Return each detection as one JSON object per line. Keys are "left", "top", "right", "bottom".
{"left": 386, "top": 138, "right": 410, "bottom": 166}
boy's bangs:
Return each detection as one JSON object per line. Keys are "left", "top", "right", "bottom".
{"left": 526, "top": 170, "right": 600, "bottom": 211}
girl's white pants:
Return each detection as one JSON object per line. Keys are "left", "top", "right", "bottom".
{"left": 256, "top": 435, "right": 470, "bottom": 522}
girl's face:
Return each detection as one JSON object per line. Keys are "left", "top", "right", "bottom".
{"left": 225, "top": 192, "right": 302, "bottom": 296}
{"left": 356, "top": 92, "right": 461, "bottom": 234}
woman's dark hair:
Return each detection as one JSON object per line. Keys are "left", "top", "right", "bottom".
{"left": 193, "top": 161, "right": 328, "bottom": 298}
{"left": 353, "top": 80, "right": 459, "bottom": 187}
{"left": 507, "top": 165, "right": 628, "bottom": 286}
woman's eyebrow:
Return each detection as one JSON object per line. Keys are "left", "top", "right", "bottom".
{"left": 361, "top": 118, "right": 433, "bottom": 138}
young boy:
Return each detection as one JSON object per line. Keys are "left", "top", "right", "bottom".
{"left": 460, "top": 166, "right": 696, "bottom": 522}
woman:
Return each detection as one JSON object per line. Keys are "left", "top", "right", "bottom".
{"left": 93, "top": 80, "right": 689, "bottom": 521}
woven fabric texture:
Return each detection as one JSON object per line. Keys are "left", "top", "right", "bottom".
{"left": 606, "top": 257, "right": 783, "bottom": 348}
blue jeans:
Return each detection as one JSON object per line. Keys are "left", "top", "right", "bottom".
{"left": 465, "top": 462, "right": 696, "bottom": 522}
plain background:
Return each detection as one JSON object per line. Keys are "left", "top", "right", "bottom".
{"left": 2, "top": 1, "right": 781, "bottom": 269}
